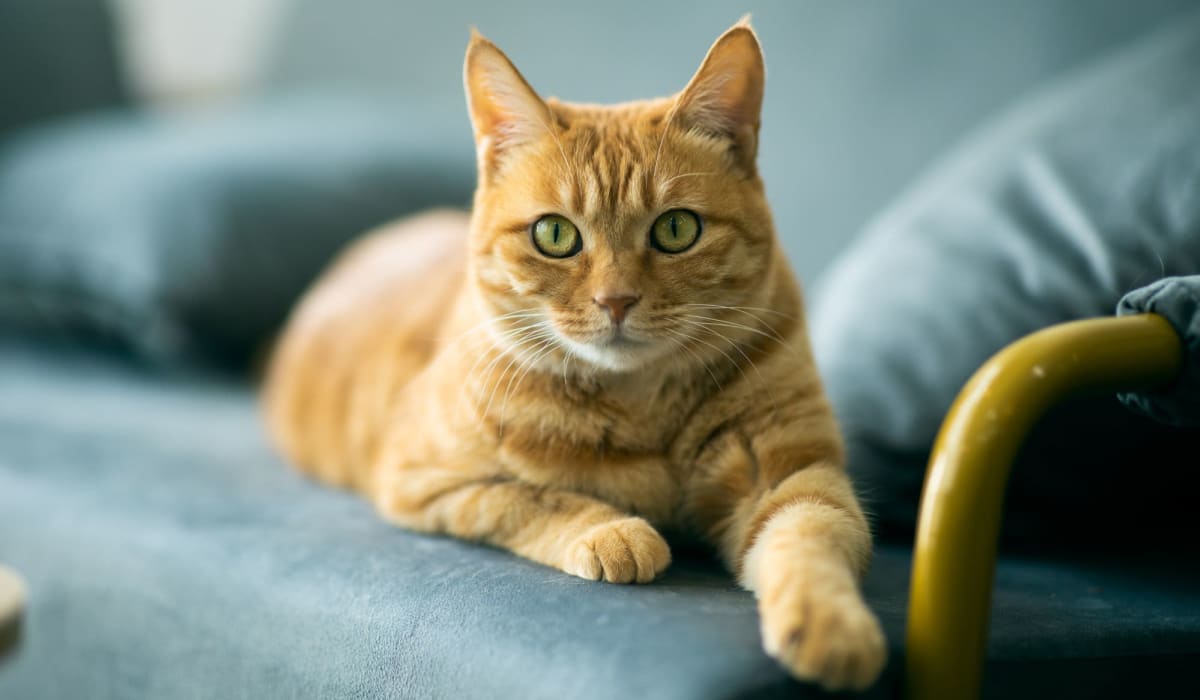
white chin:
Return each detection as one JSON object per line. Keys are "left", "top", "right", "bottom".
{"left": 564, "top": 338, "right": 654, "bottom": 372}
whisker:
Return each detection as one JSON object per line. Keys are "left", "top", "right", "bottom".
{"left": 650, "top": 105, "right": 677, "bottom": 183}
{"left": 459, "top": 321, "right": 549, "bottom": 383}
{"left": 498, "top": 337, "right": 560, "bottom": 436}
{"left": 535, "top": 115, "right": 576, "bottom": 189}
{"left": 679, "top": 313, "right": 795, "bottom": 353}
{"left": 452, "top": 334, "right": 503, "bottom": 424}
{"left": 680, "top": 319, "right": 752, "bottom": 388}
{"left": 453, "top": 322, "right": 533, "bottom": 397}
{"left": 686, "top": 319, "right": 781, "bottom": 413}
{"left": 439, "top": 310, "right": 546, "bottom": 345}
{"left": 480, "top": 327, "right": 559, "bottom": 425}
{"left": 560, "top": 344, "right": 576, "bottom": 392}
{"left": 659, "top": 170, "right": 715, "bottom": 191}
{"left": 663, "top": 326, "right": 723, "bottom": 391}
{"left": 460, "top": 322, "right": 551, "bottom": 392}
{"left": 454, "top": 322, "right": 551, "bottom": 422}
{"left": 679, "top": 304, "right": 797, "bottom": 346}
{"left": 478, "top": 345, "right": 534, "bottom": 426}
{"left": 660, "top": 334, "right": 691, "bottom": 380}
{"left": 682, "top": 302, "right": 797, "bottom": 321}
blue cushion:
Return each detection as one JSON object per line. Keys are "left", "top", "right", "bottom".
{"left": 0, "top": 95, "right": 474, "bottom": 366}
{"left": 0, "top": 340, "right": 889, "bottom": 700}
{"left": 2, "top": 341, "right": 1200, "bottom": 698}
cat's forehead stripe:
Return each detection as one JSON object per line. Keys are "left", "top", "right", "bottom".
{"left": 564, "top": 124, "right": 653, "bottom": 217}
{"left": 581, "top": 168, "right": 601, "bottom": 216}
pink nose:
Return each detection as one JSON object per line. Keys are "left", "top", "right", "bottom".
{"left": 594, "top": 294, "right": 640, "bottom": 325}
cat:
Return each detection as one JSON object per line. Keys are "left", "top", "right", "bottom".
{"left": 263, "top": 18, "right": 886, "bottom": 692}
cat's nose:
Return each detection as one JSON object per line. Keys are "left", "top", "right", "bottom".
{"left": 594, "top": 294, "right": 640, "bottom": 325}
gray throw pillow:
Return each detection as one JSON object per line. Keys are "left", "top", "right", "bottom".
{"left": 0, "top": 0, "right": 128, "bottom": 141}
{"left": 0, "top": 95, "right": 474, "bottom": 366}
{"left": 810, "top": 14, "right": 1200, "bottom": 543}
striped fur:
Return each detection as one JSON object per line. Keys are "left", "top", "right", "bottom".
{"left": 263, "top": 20, "right": 885, "bottom": 692}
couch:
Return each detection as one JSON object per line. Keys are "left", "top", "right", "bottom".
{"left": 2, "top": 2, "right": 1198, "bottom": 698}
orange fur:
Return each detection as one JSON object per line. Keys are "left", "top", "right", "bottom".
{"left": 263, "top": 21, "right": 885, "bottom": 691}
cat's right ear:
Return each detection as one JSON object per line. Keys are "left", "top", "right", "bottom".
{"left": 464, "top": 30, "right": 554, "bottom": 174}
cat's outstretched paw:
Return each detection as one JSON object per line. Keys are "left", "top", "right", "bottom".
{"left": 760, "top": 587, "right": 887, "bottom": 692}
{"left": 563, "top": 517, "right": 671, "bottom": 584}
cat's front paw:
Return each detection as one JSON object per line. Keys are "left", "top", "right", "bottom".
{"left": 760, "top": 586, "right": 886, "bottom": 692}
{"left": 563, "top": 517, "right": 671, "bottom": 584}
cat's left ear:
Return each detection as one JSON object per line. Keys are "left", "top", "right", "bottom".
{"left": 464, "top": 29, "right": 555, "bottom": 175}
{"left": 673, "top": 17, "right": 765, "bottom": 173}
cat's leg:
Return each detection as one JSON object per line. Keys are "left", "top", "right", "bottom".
{"left": 687, "top": 438, "right": 886, "bottom": 691}
{"left": 373, "top": 466, "right": 671, "bottom": 583}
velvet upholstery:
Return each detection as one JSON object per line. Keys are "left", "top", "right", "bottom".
{"left": 2, "top": 341, "right": 1199, "bottom": 699}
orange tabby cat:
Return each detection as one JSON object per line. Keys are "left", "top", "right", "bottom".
{"left": 264, "top": 19, "right": 886, "bottom": 691}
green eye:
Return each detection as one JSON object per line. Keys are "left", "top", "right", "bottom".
{"left": 650, "top": 209, "right": 701, "bottom": 253}
{"left": 532, "top": 214, "right": 582, "bottom": 258}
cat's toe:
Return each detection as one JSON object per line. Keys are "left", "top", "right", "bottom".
{"left": 564, "top": 517, "right": 671, "bottom": 584}
{"left": 761, "top": 589, "right": 887, "bottom": 692}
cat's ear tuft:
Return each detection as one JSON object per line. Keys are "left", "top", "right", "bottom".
{"left": 672, "top": 20, "right": 765, "bottom": 171}
{"left": 464, "top": 32, "right": 554, "bottom": 172}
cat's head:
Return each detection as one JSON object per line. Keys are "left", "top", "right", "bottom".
{"left": 465, "top": 19, "right": 784, "bottom": 374}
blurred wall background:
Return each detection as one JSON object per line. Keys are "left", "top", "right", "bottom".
{"left": 103, "top": 0, "right": 1195, "bottom": 285}
{"left": 109, "top": 0, "right": 289, "bottom": 107}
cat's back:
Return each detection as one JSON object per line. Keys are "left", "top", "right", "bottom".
{"left": 263, "top": 209, "right": 470, "bottom": 488}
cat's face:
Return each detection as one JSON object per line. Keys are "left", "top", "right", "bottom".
{"left": 465, "top": 22, "right": 778, "bottom": 373}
